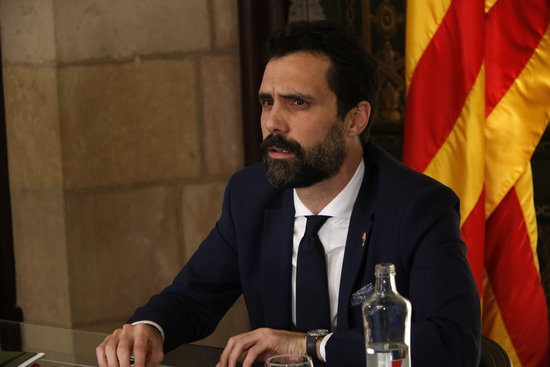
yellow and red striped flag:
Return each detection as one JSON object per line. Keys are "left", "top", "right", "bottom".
{"left": 403, "top": 0, "right": 550, "bottom": 366}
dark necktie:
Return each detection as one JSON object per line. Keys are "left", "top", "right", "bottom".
{"left": 296, "top": 215, "right": 331, "bottom": 332}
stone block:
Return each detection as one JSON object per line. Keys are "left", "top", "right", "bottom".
{"left": 53, "top": 0, "right": 210, "bottom": 62}
{"left": 200, "top": 55, "right": 244, "bottom": 175}
{"left": 53, "top": 0, "right": 137, "bottom": 61}
{"left": 181, "top": 181, "right": 226, "bottom": 262}
{"left": 212, "top": 0, "right": 239, "bottom": 49}
{"left": 3, "top": 65, "right": 63, "bottom": 190}
{"left": 65, "top": 185, "right": 181, "bottom": 326}
{"left": 58, "top": 58, "right": 201, "bottom": 189}
{"left": 136, "top": 0, "right": 211, "bottom": 55}
{"left": 0, "top": 0, "right": 56, "bottom": 64}
{"left": 11, "top": 189, "right": 72, "bottom": 327}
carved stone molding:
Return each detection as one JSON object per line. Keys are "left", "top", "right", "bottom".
{"left": 535, "top": 127, "right": 550, "bottom": 156}
{"left": 362, "top": 0, "right": 406, "bottom": 129}
{"left": 288, "top": 0, "right": 327, "bottom": 22}
{"left": 538, "top": 222, "right": 550, "bottom": 320}
{"left": 537, "top": 204, "right": 550, "bottom": 220}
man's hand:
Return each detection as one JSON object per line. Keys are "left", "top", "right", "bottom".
{"left": 216, "top": 328, "right": 306, "bottom": 367}
{"left": 96, "top": 324, "right": 164, "bottom": 367}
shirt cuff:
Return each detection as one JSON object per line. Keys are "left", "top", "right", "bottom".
{"left": 131, "top": 320, "right": 165, "bottom": 341}
{"left": 319, "top": 333, "right": 333, "bottom": 362}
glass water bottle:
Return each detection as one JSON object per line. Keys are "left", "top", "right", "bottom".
{"left": 362, "top": 263, "right": 412, "bottom": 367}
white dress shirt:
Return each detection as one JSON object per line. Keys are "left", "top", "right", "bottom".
{"left": 292, "top": 159, "right": 365, "bottom": 359}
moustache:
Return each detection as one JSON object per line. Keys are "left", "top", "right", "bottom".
{"left": 260, "top": 134, "right": 303, "bottom": 156}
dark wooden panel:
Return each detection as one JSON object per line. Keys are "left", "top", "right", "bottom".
{"left": 534, "top": 125, "right": 550, "bottom": 322}
{"left": 238, "top": 0, "right": 289, "bottom": 165}
{"left": 0, "top": 45, "right": 23, "bottom": 321}
{"left": 361, "top": 0, "right": 406, "bottom": 160}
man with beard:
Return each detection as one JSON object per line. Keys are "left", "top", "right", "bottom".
{"left": 97, "top": 21, "right": 481, "bottom": 367}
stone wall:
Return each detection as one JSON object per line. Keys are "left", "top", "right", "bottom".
{"left": 1, "top": 0, "right": 248, "bottom": 347}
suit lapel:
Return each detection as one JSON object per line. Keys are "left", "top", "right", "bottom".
{"left": 260, "top": 189, "right": 295, "bottom": 329}
{"left": 336, "top": 152, "right": 378, "bottom": 328}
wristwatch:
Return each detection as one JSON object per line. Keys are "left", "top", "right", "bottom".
{"left": 306, "top": 329, "right": 329, "bottom": 363}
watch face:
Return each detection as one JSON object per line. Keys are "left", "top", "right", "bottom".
{"left": 308, "top": 329, "right": 329, "bottom": 337}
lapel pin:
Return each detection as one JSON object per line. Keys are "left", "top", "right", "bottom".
{"left": 361, "top": 232, "right": 367, "bottom": 247}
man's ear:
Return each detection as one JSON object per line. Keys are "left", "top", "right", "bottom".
{"left": 346, "top": 101, "right": 371, "bottom": 137}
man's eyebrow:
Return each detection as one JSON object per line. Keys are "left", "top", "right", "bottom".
{"left": 258, "top": 92, "right": 315, "bottom": 101}
{"left": 278, "top": 92, "right": 314, "bottom": 101}
{"left": 258, "top": 92, "right": 272, "bottom": 101}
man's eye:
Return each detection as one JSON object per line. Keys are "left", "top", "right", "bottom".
{"left": 292, "top": 99, "right": 306, "bottom": 106}
{"left": 261, "top": 99, "right": 273, "bottom": 107}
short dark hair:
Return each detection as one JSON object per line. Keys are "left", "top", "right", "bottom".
{"left": 265, "top": 21, "right": 378, "bottom": 143}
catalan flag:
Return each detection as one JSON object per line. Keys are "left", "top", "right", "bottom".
{"left": 403, "top": 0, "right": 550, "bottom": 366}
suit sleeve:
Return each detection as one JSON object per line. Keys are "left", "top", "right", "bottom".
{"left": 404, "top": 186, "right": 481, "bottom": 367}
{"left": 325, "top": 184, "right": 481, "bottom": 367}
{"left": 128, "top": 176, "right": 243, "bottom": 353}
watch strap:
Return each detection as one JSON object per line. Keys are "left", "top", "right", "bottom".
{"left": 306, "top": 329, "right": 328, "bottom": 363}
{"left": 306, "top": 333, "right": 318, "bottom": 361}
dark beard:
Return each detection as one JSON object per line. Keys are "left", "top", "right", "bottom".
{"left": 260, "top": 123, "right": 346, "bottom": 189}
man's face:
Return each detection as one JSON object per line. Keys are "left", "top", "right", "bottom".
{"left": 258, "top": 52, "right": 347, "bottom": 189}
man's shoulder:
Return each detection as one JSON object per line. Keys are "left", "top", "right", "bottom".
{"left": 231, "top": 161, "right": 267, "bottom": 181}
{"left": 365, "top": 143, "right": 458, "bottom": 200}
{"left": 229, "top": 162, "right": 269, "bottom": 189}
{"left": 222, "top": 162, "right": 291, "bottom": 216}
{"left": 226, "top": 162, "right": 281, "bottom": 197}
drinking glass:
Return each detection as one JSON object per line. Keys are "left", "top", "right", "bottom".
{"left": 264, "top": 354, "right": 313, "bottom": 367}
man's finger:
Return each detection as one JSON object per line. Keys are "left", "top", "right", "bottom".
{"left": 96, "top": 338, "right": 109, "bottom": 367}
{"left": 226, "top": 333, "right": 261, "bottom": 367}
{"left": 218, "top": 332, "right": 254, "bottom": 367}
{"left": 241, "top": 344, "right": 266, "bottom": 367}
{"left": 218, "top": 335, "right": 237, "bottom": 367}
{"left": 116, "top": 338, "right": 132, "bottom": 367}
{"left": 147, "top": 346, "right": 164, "bottom": 367}
{"left": 132, "top": 336, "right": 148, "bottom": 367}
{"left": 104, "top": 335, "right": 122, "bottom": 367}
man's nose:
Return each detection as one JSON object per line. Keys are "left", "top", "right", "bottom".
{"left": 263, "top": 104, "right": 289, "bottom": 135}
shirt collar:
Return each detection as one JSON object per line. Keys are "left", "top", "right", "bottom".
{"left": 293, "top": 159, "right": 365, "bottom": 219}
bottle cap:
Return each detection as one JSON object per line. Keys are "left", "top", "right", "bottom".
{"left": 375, "top": 263, "right": 395, "bottom": 276}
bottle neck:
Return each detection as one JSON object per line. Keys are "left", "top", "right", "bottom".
{"left": 375, "top": 273, "right": 397, "bottom": 293}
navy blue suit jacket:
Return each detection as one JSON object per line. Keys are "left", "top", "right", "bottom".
{"left": 129, "top": 143, "right": 481, "bottom": 366}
